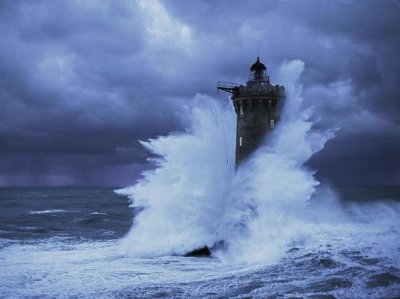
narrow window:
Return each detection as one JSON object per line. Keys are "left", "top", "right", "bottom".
{"left": 239, "top": 136, "right": 243, "bottom": 146}
{"left": 270, "top": 119, "right": 275, "bottom": 128}
{"left": 239, "top": 104, "right": 244, "bottom": 116}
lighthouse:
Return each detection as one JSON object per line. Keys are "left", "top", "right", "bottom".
{"left": 185, "top": 57, "right": 286, "bottom": 257}
{"left": 217, "top": 57, "right": 285, "bottom": 166}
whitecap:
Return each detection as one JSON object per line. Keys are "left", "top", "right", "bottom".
{"left": 90, "top": 212, "right": 108, "bottom": 216}
{"left": 29, "top": 209, "right": 70, "bottom": 215}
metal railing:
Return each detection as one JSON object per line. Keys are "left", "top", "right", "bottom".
{"left": 217, "top": 81, "right": 239, "bottom": 89}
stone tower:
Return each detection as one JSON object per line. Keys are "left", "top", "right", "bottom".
{"left": 217, "top": 57, "right": 285, "bottom": 166}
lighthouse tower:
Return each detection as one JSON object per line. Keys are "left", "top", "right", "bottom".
{"left": 217, "top": 57, "right": 285, "bottom": 166}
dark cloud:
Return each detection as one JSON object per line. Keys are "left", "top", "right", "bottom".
{"left": 0, "top": 0, "right": 399, "bottom": 186}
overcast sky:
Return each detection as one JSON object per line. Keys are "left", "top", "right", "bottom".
{"left": 0, "top": 0, "right": 399, "bottom": 187}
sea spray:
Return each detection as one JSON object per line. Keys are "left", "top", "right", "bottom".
{"left": 117, "top": 97, "right": 236, "bottom": 256}
{"left": 117, "top": 60, "right": 337, "bottom": 261}
{"left": 217, "top": 60, "right": 337, "bottom": 263}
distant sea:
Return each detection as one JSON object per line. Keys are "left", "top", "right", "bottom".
{"left": 0, "top": 186, "right": 399, "bottom": 298}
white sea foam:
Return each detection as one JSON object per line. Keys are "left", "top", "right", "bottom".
{"left": 117, "top": 96, "right": 236, "bottom": 256}
{"left": 90, "top": 211, "right": 108, "bottom": 216}
{"left": 117, "top": 60, "right": 400, "bottom": 265}
{"left": 29, "top": 209, "right": 70, "bottom": 215}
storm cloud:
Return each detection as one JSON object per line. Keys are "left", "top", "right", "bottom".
{"left": 0, "top": 0, "right": 399, "bottom": 186}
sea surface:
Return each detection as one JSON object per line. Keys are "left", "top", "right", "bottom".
{"left": 0, "top": 186, "right": 399, "bottom": 298}
{"left": 1, "top": 61, "right": 399, "bottom": 298}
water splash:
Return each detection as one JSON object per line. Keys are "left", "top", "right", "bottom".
{"left": 212, "top": 60, "right": 337, "bottom": 263}
{"left": 116, "top": 60, "right": 398, "bottom": 265}
{"left": 117, "top": 96, "right": 236, "bottom": 256}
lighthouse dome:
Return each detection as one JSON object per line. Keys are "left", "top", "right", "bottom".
{"left": 250, "top": 57, "right": 266, "bottom": 72}
{"left": 249, "top": 57, "right": 267, "bottom": 81}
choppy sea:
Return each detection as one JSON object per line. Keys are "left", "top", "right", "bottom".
{"left": 0, "top": 186, "right": 399, "bottom": 298}
{"left": 1, "top": 61, "right": 399, "bottom": 298}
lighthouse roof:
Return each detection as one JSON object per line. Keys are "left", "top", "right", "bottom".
{"left": 250, "top": 57, "right": 266, "bottom": 71}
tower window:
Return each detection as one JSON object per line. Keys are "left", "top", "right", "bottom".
{"left": 239, "top": 104, "right": 244, "bottom": 116}
{"left": 270, "top": 119, "right": 275, "bottom": 128}
{"left": 239, "top": 136, "right": 243, "bottom": 146}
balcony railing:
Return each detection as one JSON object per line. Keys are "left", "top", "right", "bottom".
{"left": 217, "top": 81, "right": 240, "bottom": 94}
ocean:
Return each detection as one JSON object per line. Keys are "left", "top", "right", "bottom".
{"left": 0, "top": 186, "right": 399, "bottom": 298}
{"left": 1, "top": 60, "right": 399, "bottom": 298}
